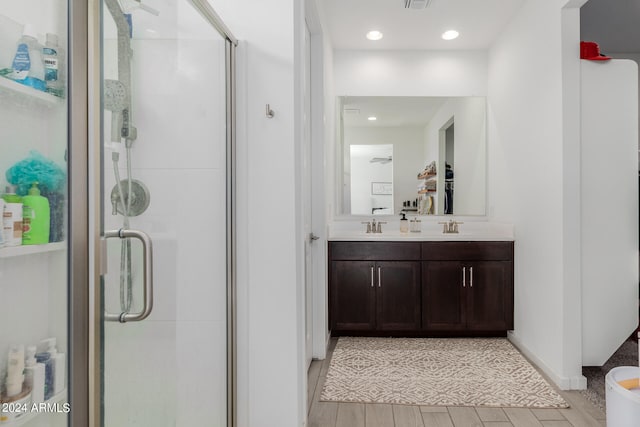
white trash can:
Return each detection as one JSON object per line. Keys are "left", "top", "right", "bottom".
{"left": 606, "top": 366, "right": 640, "bottom": 427}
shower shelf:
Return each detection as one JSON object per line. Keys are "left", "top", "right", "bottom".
{"left": 0, "top": 242, "right": 66, "bottom": 258}
{"left": 0, "top": 76, "right": 63, "bottom": 106}
{"left": 3, "top": 389, "right": 68, "bottom": 427}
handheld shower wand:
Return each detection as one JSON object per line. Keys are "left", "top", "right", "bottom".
{"left": 104, "top": 79, "right": 127, "bottom": 144}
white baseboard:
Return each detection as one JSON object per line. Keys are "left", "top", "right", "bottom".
{"left": 508, "top": 331, "right": 587, "bottom": 390}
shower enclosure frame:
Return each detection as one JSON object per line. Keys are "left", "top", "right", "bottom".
{"left": 69, "top": 0, "right": 90, "bottom": 426}
{"left": 85, "top": 1, "right": 238, "bottom": 426}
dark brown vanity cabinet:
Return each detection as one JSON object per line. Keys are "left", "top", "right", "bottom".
{"left": 329, "top": 241, "right": 514, "bottom": 336}
{"left": 329, "top": 243, "right": 421, "bottom": 332}
{"left": 421, "top": 242, "right": 513, "bottom": 333}
{"left": 423, "top": 260, "right": 513, "bottom": 331}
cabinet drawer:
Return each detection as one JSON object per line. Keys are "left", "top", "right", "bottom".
{"left": 329, "top": 242, "right": 421, "bottom": 261}
{"left": 421, "top": 242, "right": 513, "bottom": 261}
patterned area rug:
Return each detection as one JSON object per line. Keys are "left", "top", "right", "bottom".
{"left": 320, "top": 337, "right": 568, "bottom": 408}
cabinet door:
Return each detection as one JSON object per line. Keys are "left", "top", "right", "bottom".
{"left": 467, "top": 261, "right": 513, "bottom": 330}
{"left": 422, "top": 261, "right": 466, "bottom": 330}
{"left": 376, "top": 261, "right": 421, "bottom": 330}
{"left": 330, "top": 261, "right": 376, "bottom": 331}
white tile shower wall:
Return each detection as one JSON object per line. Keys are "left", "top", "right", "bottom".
{"left": 103, "top": 321, "right": 178, "bottom": 426}
{"left": 102, "top": 33, "right": 227, "bottom": 424}
{"left": 175, "top": 321, "right": 227, "bottom": 426}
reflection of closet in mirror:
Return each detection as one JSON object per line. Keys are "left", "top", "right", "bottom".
{"left": 438, "top": 120, "right": 455, "bottom": 215}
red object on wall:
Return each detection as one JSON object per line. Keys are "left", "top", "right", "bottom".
{"left": 580, "top": 41, "right": 611, "bottom": 61}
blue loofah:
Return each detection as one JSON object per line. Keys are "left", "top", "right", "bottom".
{"left": 6, "top": 150, "right": 66, "bottom": 196}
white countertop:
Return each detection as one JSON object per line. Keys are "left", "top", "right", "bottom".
{"left": 327, "top": 220, "right": 514, "bottom": 242}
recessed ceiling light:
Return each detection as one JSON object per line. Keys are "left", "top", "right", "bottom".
{"left": 442, "top": 30, "right": 459, "bottom": 41}
{"left": 366, "top": 30, "right": 383, "bottom": 41}
{"left": 368, "top": 116, "right": 377, "bottom": 121}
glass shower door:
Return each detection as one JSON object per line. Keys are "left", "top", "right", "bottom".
{"left": 99, "top": 1, "right": 230, "bottom": 425}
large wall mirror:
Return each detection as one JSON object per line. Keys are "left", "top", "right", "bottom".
{"left": 336, "top": 96, "right": 487, "bottom": 217}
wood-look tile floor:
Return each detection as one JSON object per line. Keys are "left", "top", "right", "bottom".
{"left": 307, "top": 339, "right": 606, "bottom": 427}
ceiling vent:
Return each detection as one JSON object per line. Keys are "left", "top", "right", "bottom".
{"left": 404, "top": 0, "right": 432, "bottom": 9}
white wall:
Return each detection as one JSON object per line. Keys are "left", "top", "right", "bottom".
{"left": 344, "top": 126, "right": 425, "bottom": 215}
{"left": 205, "top": 1, "right": 305, "bottom": 426}
{"left": 487, "top": 0, "right": 585, "bottom": 389}
{"left": 334, "top": 50, "right": 488, "bottom": 97}
{"left": 422, "top": 97, "right": 486, "bottom": 216}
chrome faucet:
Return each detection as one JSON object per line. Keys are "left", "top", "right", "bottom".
{"left": 361, "top": 219, "right": 386, "bottom": 233}
{"left": 439, "top": 219, "right": 463, "bottom": 234}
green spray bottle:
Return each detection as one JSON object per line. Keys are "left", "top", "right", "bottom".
{"left": 22, "top": 182, "right": 50, "bottom": 245}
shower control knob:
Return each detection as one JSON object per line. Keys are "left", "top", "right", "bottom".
{"left": 110, "top": 179, "right": 151, "bottom": 217}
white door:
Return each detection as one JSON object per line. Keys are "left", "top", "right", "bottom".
{"left": 303, "top": 21, "right": 314, "bottom": 369}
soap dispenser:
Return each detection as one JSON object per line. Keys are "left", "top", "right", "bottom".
{"left": 400, "top": 213, "right": 409, "bottom": 233}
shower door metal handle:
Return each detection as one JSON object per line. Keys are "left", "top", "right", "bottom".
{"left": 103, "top": 229, "right": 154, "bottom": 323}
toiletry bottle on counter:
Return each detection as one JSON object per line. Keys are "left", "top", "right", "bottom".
{"left": 22, "top": 182, "right": 50, "bottom": 245}
{"left": 2, "top": 186, "right": 23, "bottom": 246}
{"left": 24, "top": 345, "right": 45, "bottom": 404}
{"left": 400, "top": 212, "right": 408, "bottom": 233}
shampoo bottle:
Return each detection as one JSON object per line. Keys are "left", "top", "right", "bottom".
{"left": 1, "top": 186, "right": 23, "bottom": 246}
{"left": 24, "top": 346, "right": 45, "bottom": 403}
{"left": 22, "top": 182, "right": 50, "bottom": 245}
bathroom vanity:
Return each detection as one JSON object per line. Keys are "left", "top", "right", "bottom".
{"left": 328, "top": 238, "right": 514, "bottom": 337}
